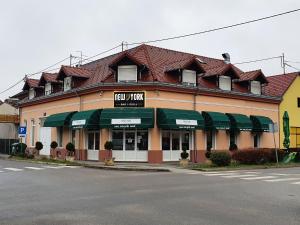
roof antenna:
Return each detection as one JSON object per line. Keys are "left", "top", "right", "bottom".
{"left": 121, "top": 41, "right": 128, "bottom": 51}
{"left": 222, "top": 53, "right": 231, "bottom": 64}
{"left": 281, "top": 53, "right": 286, "bottom": 74}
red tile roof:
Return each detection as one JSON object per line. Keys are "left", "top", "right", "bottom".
{"left": 59, "top": 66, "right": 93, "bottom": 79}
{"left": 202, "top": 64, "right": 241, "bottom": 79}
{"left": 263, "top": 72, "right": 299, "bottom": 96}
{"left": 42, "top": 73, "right": 59, "bottom": 82}
{"left": 237, "top": 69, "right": 268, "bottom": 84}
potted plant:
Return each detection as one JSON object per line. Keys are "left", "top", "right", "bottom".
{"left": 104, "top": 141, "right": 114, "bottom": 166}
{"left": 34, "top": 141, "right": 43, "bottom": 159}
{"left": 66, "top": 142, "right": 75, "bottom": 161}
{"left": 179, "top": 147, "right": 189, "bottom": 167}
{"left": 50, "top": 141, "right": 58, "bottom": 159}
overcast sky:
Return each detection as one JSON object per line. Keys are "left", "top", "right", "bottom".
{"left": 1, "top": 0, "right": 300, "bottom": 100}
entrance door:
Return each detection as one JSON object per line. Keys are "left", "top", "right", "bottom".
{"left": 39, "top": 127, "right": 51, "bottom": 156}
{"left": 162, "top": 130, "right": 192, "bottom": 161}
{"left": 87, "top": 131, "right": 99, "bottom": 161}
{"left": 111, "top": 129, "right": 148, "bottom": 162}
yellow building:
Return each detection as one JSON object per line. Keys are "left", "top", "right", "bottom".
{"left": 263, "top": 72, "right": 300, "bottom": 149}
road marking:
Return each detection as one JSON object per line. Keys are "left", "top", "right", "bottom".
{"left": 291, "top": 181, "right": 300, "bottom": 185}
{"left": 24, "top": 167, "right": 45, "bottom": 170}
{"left": 65, "top": 166, "right": 81, "bottom": 168}
{"left": 264, "top": 178, "right": 300, "bottom": 182}
{"left": 221, "top": 174, "right": 257, "bottom": 178}
{"left": 203, "top": 171, "right": 236, "bottom": 174}
{"left": 0, "top": 170, "right": 3, "bottom": 173}
{"left": 245, "top": 172, "right": 260, "bottom": 174}
{"left": 203, "top": 172, "right": 239, "bottom": 176}
{"left": 4, "top": 167, "right": 23, "bottom": 172}
{"left": 241, "top": 176, "right": 276, "bottom": 180}
{"left": 269, "top": 173, "right": 289, "bottom": 176}
{"left": 42, "top": 165, "right": 67, "bottom": 169}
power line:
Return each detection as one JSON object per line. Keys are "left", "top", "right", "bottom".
{"left": 284, "top": 62, "right": 300, "bottom": 71}
{"left": 234, "top": 56, "right": 282, "bottom": 65}
{"left": 285, "top": 60, "right": 300, "bottom": 64}
{"left": 127, "top": 8, "right": 300, "bottom": 46}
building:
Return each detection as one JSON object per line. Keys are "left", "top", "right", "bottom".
{"left": 0, "top": 101, "right": 19, "bottom": 154}
{"left": 15, "top": 44, "right": 280, "bottom": 163}
{"left": 263, "top": 72, "right": 300, "bottom": 149}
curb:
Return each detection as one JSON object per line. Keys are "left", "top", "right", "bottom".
{"left": 81, "top": 164, "right": 171, "bottom": 172}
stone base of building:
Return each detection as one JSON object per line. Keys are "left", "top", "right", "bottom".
{"left": 75, "top": 149, "right": 87, "bottom": 161}
{"left": 148, "top": 150, "right": 163, "bottom": 163}
{"left": 189, "top": 150, "right": 206, "bottom": 163}
{"left": 99, "top": 150, "right": 112, "bottom": 162}
{"left": 50, "top": 148, "right": 68, "bottom": 160}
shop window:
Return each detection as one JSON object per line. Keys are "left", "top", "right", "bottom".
{"left": 182, "top": 69, "right": 197, "bottom": 86}
{"left": 125, "top": 131, "right": 135, "bottom": 151}
{"left": 45, "top": 83, "right": 52, "bottom": 95}
{"left": 206, "top": 130, "right": 215, "bottom": 150}
{"left": 162, "top": 131, "right": 171, "bottom": 150}
{"left": 117, "top": 65, "right": 137, "bottom": 82}
{"left": 181, "top": 132, "right": 190, "bottom": 150}
{"left": 172, "top": 132, "right": 180, "bottom": 150}
{"left": 64, "top": 77, "right": 72, "bottom": 91}
{"left": 87, "top": 131, "right": 99, "bottom": 150}
{"left": 29, "top": 88, "right": 35, "bottom": 99}
{"left": 137, "top": 130, "right": 148, "bottom": 150}
{"left": 30, "top": 119, "right": 35, "bottom": 146}
{"left": 298, "top": 98, "right": 300, "bottom": 108}
{"left": 229, "top": 130, "right": 238, "bottom": 145}
{"left": 250, "top": 81, "right": 261, "bottom": 95}
{"left": 219, "top": 76, "right": 231, "bottom": 91}
{"left": 70, "top": 129, "right": 76, "bottom": 146}
{"left": 112, "top": 130, "right": 123, "bottom": 150}
{"left": 57, "top": 127, "right": 63, "bottom": 147}
{"left": 253, "top": 133, "right": 260, "bottom": 148}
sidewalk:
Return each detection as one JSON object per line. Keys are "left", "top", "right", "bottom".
{"left": 0, "top": 154, "right": 10, "bottom": 160}
{"left": 76, "top": 160, "right": 183, "bottom": 172}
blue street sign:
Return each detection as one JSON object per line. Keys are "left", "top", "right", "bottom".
{"left": 18, "top": 126, "right": 27, "bottom": 137}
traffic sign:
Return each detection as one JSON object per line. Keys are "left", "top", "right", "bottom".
{"left": 18, "top": 126, "right": 27, "bottom": 138}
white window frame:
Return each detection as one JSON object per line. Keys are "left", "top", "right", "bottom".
{"left": 64, "top": 77, "right": 72, "bottom": 91}
{"left": 86, "top": 131, "right": 100, "bottom": 151}
{"left": 250, "top": 80, "right": 261, "bottom": 95}
{"left": 57, "top": 127, "right": 63, "bottom": 147}
{"left": 182, "top": 69, "right": 197, "bottom": 86}
{"left": 45, "top": 83, "right": 52, "bottom": 95}
{"left": 117, "top": 65, "right": 137, "bottom": 82}
{"left": 161, "top": 130, "right": 193, "bottom": 151}
{"left": 205, "top": 130, "right": 216, "bottom": 150}
{"left": 29, "top": 88, "right": 35, "bottom": 99}
{"left": 30, "top": 119, "right": 35, "bottom": 147}
{"left": 219, "top": 75, "right": 232, "bottom": 91}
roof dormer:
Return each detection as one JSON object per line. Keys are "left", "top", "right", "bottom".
{"left": 109, "top": 52, "right": 148, "bottom": 83}
{"left": 235, "top": 70, "right": 268, "bottom": 95}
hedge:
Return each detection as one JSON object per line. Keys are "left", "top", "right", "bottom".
{"left": 232, "top": 148, "right": 285, "bottom": 165}
{"left": 210, "top": 151, "right": 231, "bottom": 166}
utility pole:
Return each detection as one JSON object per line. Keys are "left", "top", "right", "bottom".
{"left": 70, "top": 54, "right": 73, "bottom": 66}
{"left": 121, "top": 41, "right": 124, "bottom": 52}
{"left": 281, "top": 53, "right": 286, "bottom": 74}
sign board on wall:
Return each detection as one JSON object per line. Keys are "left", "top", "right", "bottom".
{"left": 114, "top": 92, "right": 145, "bottom": 107}
{"left": 111, "top": 118, "right": 141, "bottom": 128}
{"left": 18, "top": 126, "right": 27, "bottom": 138}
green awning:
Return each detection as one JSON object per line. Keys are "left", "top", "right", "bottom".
{"left": 100, "top": 108, "right": 154, "bottom": 129}
{"left": 250, "top": 115, "right": 273, "bottom": 132}
{"left": 202, "top": 111, "right": 230, "bottom": 130}
{"left": 226, "top": 113, "right": 253, "bottom": 131}
{"left": 70, "top": 109, "right": 101, "bottom": 129}
{"left": 157, "top": 108, "right": 204, "bottom": 130}
{"left": 44, "top": 111, "right": 76, "bottom": 127}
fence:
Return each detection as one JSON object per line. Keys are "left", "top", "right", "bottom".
{"left": 0, "top": 139, "right": 19, "bottom": 155}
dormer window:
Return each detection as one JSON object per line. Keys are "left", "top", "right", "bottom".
{"left": 219, "top": 75, "right": 231, "bottom": 91}
{"left": 182, "top": 70, "right": 197, "bottom": 86}
{"left": 117, "top": 65, "right": 137, "bottom": 82}
{"left": 45, "top": 83, "right": 52, "bottom": 95}
{"left": 250, "top": 81, "right": 261, "bottom": 95}
{"left": 29, "top": 88, "right": 35, "bottom": 99}
{"left": 64, "top": 77, "right": 72, "bottom": 91}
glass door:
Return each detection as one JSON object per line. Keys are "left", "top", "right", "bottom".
{"left": 124, "top": 131, "right": 136, "bottom": 161}
{"left": 87, "top": 131, "right": 99, "bottom": 161}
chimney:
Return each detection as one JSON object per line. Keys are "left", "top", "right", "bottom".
{"left": 222, "top": 53, "right": 231, "bottom": 64}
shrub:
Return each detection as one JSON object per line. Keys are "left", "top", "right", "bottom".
{"left": 18, "top": 143, "right": 27, "bottom": 153}
{"left": 35, "top": 141, "right": 43, "bottom": 151}
{"left": 205, "top": 150, "right": 211, "bottom": 159}
{"left": 232, "top": 148, "right": 285, "bottom": 165}
{"left": 210, "top": 151, "right": 231, "bottom": 166}
{"left": 180, "top": 149, "right": 189, "bottom": 159}
{"left": 229, "top": 143, "right": 238, "bottom": 151}
{"left": 66, "top": 142, "right": 75, "bottom": 152}
{"left": 50, "top": 141, "right": 58, "bottom": 149}
{"left": 104, "top": 141, "right": 113, "bottom": 150}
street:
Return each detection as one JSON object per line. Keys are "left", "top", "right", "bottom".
{"left": 0, "top": 159, "right": 300, "bottom": 225}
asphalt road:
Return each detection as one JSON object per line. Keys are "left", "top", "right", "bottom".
{"left": 0, "top": 159, "right": 300, "bottom": 225}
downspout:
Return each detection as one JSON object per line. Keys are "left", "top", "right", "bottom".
{"left": 75, "top": 89, "right": 83, "bottom": 158}
{"left": 193, "top": 88, "right": 198, "bottom": 163}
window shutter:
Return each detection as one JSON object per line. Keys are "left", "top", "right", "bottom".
{"left": 219, "top": 76, "right": 231, "bottom": 91}
{"left": 45, "top": 83, "right": 52, "bottom": 95}
{"left": 182, "top": 70, "right": 197, "bottom": 86}
{"left": 29, "top": 88, "right": 35, "bottom": 99}
{"left": 118, "top": 65, "right": 137, "bottom": 82}
{"left": 250, "top": 81, "right": 261, "bottom": 95}
{"left": 64, "top": 77, "right": 72, "bottom": 91}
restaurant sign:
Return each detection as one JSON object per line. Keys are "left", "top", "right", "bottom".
{"left": 114, "top": 92, "right": 145, "bottom": 107}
